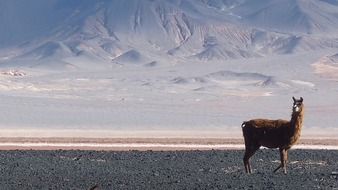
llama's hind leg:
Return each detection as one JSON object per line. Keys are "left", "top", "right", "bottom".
{"left": 243, "top": 151, "right": 251, "bottom": 173}
{"left": 243, "top": 145, "right": 260, "bottom": 174}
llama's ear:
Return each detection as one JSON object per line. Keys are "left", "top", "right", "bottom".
{"left": 292, "top": 97, "right": 296, "bottom": 102}
{"left": 300, "top": 97, "right": 303, "bottom": 102}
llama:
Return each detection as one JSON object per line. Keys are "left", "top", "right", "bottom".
{"left": 242, "top": 97, "right": 304, "bottom": 174}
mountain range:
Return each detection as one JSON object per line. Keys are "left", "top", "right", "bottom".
{"left": 1, "top": 0, "right": 338, "bottom": 135}
{"left": 1, "top": 0, "right": 338, "bottom": 69}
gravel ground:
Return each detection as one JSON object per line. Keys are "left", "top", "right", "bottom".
{"left": 0, "top": 149, "right": 337, "bottom": 189}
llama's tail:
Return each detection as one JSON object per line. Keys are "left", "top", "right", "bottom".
{"left": 241, "top": 121, "right": 249, "bottom": 141}
{"left": 241, "top": 121, "right": 247, "bottom": 128}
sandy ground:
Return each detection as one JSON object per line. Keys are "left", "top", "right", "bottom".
{"left": 0, "top": 137, "right": 337, "bottom": 151}
{"left": 0, "top": 137, "right": 337, "bottom": 189}
{"left": 0, "top": 126, "right": 337, "bottom": 152}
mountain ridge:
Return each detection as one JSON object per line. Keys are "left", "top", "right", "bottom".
{"left": 1, "top": 0, "right": 338, "bottom": 68}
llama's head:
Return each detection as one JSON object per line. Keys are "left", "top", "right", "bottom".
{"left": 292, "top": 97, "right": 303, "bottom": 113}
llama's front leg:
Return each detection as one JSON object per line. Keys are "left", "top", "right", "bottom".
{"left": 282, "top": 149, "right": 288, "bottom": 174}
{"left": 274, "top": 148, "right": 287, "bottom": 174}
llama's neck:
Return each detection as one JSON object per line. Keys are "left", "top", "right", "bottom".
{"left": 289, "top": 109, "right": 304, "bottom": 142}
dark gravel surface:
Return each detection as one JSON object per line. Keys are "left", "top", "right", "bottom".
{"left": 0, "top": 149, "right": 337, "bottom": 189}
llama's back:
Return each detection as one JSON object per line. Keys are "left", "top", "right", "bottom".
{"left": 242, "top": 119, "right": 291, "bottom": 148}
{"left": 243, "top": 119, "right": 289, "bottom": 129}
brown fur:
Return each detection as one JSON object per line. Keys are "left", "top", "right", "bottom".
{"left": 242, "top": 97, "right": 304, "bottom": 174}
